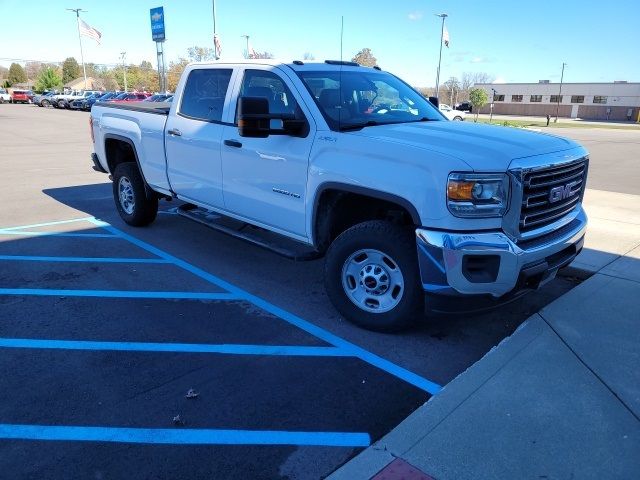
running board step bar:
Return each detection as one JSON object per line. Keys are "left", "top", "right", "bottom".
{"left": 176, "top": 204, "right": 322, "bottom": 261}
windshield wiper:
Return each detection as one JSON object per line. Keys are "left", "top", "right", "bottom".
{"left": 339, "top": 120, "right": 380, "bottom": 131}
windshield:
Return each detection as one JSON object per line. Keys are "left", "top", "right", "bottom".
{"left": 296, "top": 70, "right": 444, "bottom": 131}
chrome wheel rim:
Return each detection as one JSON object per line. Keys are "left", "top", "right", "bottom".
{"left": 341, "top": 249, "right": 404, "bottom": 313}
{"left": 118, "top": 177, "right": 135, "bottom": 215}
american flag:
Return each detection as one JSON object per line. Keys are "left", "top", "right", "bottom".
{"left": 78, "top": 18, "right": 102, "bottom": 45}
{"left": 442, "top": 25, "right": 450, "bottom": 48}
{"left": 214, "top": 34, "right": 222, "bottom": 58}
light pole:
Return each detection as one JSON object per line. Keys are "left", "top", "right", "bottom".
{"left": 212, "top": 0, "right": 220, "bottom": 60}
{"left": 555, "top": 62, "right": 566, "bottom": 123}
{"left": 120, "top": 51, "right": 127, "bottom": 93}
{"left": 434, "top": 13, "right": 448, "bottom": 100}
{"left": 66, "top": 8, "right": 88, "bottom": 89}
{"left": 241, "top": 34, "right": 250, "bottom": 59}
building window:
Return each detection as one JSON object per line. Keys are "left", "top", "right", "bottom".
{"left": 593, "top": 96, "right": 607, "bottom": 104}
{"left": 550, "top": 95, "right": 563, "bottom": 103}
{"left": 571, "top": 95, "right": 585, "bottom": 103}
{"left": 530, "top": 95, "right": 542, "bottom": 102}
{"left": 511, "top": 95, "right": 523, "bottom": 102}
{"left": 493, "top": 94, "right": 505, "bottom": 101}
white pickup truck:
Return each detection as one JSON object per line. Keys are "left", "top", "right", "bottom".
{"left": 90, "top": 60, "right": 588, "bottom": 331}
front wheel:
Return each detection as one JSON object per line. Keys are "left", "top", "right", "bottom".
{"left": 324, "top": 220, "right": 423, "bottom": 332}
{"left": 453, "top": 116, "right": 463, "bottom": 121}
{"left": 112, "top": 162, "right": 158, "bottom": 226}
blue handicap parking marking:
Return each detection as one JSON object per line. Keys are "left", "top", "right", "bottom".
{"left": 0, "top": 216, "right": 442, "bottom": 446}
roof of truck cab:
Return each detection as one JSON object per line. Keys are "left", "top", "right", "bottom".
{"left": 188, "top": 59, "right": 378, "bottom": 73}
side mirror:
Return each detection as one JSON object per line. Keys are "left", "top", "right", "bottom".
{"left": 428, "top": 96, "right": 439, "bottom": 108}
{"left": 238, "top": 97, "right": 270, "bottom": 138}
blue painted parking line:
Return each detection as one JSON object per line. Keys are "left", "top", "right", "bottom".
{"left": 0, "top": 255, "right": 171, "bottom": 264}
{"left": 0, "top": 424, "right": 371, "bottom": 447}
{"left": 0, "top": 231, "right": 117, "bottom": 238}
{"left": 0, "top": 217, "right": 94, "bottom": 231}
{"left": 90, "top": 217, "right": 443, "bottom": 395}
{"left": 0, "top": 338, "right": 348, "bottom": 357}
{"left": 0, "top": 288, "right": 240, "bottom": 300}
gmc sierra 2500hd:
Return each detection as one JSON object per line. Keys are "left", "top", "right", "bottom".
{"left": 90, "top": 60, "right": 588, "bottom": 332}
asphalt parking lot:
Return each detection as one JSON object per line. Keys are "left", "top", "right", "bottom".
{"left": 0, "top": 104, "right": 625, "bottom": 479}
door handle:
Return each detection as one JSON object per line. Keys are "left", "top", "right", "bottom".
{"left": 168, "top": 128, "right": 182, "bottom": 136}
{"left": 224, "top": 139, "right": 243, "bottom": 148}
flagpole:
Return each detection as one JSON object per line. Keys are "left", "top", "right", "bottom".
{"left": 241, "top": 34, "right": 249, "bottom": 58}
{"left": 67, "top": 8, "right": 88, "bottom": 89}
{"left": 212, "top": 0, "right": 219, "bottom": 60}
{"left": 434, "top": 13, "right": 448, "bottom": 100}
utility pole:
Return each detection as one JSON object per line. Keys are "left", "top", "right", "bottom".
{"left": 66, "top": 8, "right": 88, "bottom": 89}
{"left": 120, "top": 51, "right": 127, "bottom": 92}
{"left": 555, "top": 62, "right": 566, "bottom": 123}
{"left": 212, "top": 0, "right": 219, "bottom": 59}
{"left": 241, "top": 34, "right": 250, "bottom": 58}
{"left": 434, "top": 13, "right": 448, "bottom": 100}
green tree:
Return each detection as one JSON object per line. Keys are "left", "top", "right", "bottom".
{"left": 351, "top": 48, "right": 377, "bottom": 67}
{"left": 469, "top": 87, "right": 489, "bottom": 122}
{"left": 34, "top": 67, "right": 63, "bottom": 92}
{"left": 62, "top": 57, "right": 81, "bottom": 84}
{"left": 8, "top": 63, "right": 27, "bottom": 85}
{"left": 140, "top": 60, "right": 153, "bottom": 70}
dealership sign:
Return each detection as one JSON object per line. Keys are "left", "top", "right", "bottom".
{"left": 150, "top": 7, "right": 165, "bottom": 41}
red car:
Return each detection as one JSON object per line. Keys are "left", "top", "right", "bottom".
{"left": 108, "top": 92, "right": 151, "bottom": 103}
{"left": 10, "top": 90, "right": 30, "bottom": 104}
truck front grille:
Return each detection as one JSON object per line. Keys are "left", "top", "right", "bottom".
{"left": 520, "top": 158, "right": 587, "bottom": 233}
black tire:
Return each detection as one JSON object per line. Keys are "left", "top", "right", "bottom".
{"left": 57, "top": 100, "right": 66, "bottom": 109}
{"left": 453, "top": 116, "right": 463, "bottom": 121}
{"left": 0, "top": 98, "right": 4, "bottom": 104}
{"left": 112, "top": 162, "right": 158, "bottom": 226}
{"left": 324, "top": 220, "right": 423, "bottom": 332}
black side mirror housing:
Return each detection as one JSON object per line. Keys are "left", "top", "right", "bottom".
{"left": 428, "top": 96, "right": 439, "bottom": 108}
{"left": 238, "top": 97, "right": 270, "bottom": 138}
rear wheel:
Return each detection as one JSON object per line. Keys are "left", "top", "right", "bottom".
{"left": 112, "top": 162, "right": 158, "bottom": 226}
{"left": 58, "top": 100, "right": 66, "bottom": 108}
{"left": 453, "top": 116, "right": 463, "bottom": 121}
{"left": 0, "top": 98, "right": 4, "bottom": 104}
{"left": 324, "top": 220, "right": 423, "bottom": 332}
{"left": 41, "top": 99, "right": 50, "bottom": 107}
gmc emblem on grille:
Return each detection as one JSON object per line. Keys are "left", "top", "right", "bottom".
{"left": 549, "top": 181, "right": 579, "bottom": 203}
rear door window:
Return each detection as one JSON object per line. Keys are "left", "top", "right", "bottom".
{"left": 179, "top": 68, "right": 233, "bottom": 122}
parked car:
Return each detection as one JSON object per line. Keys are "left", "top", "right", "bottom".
{"left": 107, "top": 92, "right": 151, "bottom": 103}
{"left": 10, "top": 90, "right": 30, "bottom": 104}
{"left": 52, "top": 90, "right": 100, "bottom": 109}
{"left": 73, "top": 92, "right": 118, "bottom": 111}
{"left": 439, "top": 103, "right": 465, "bottom": 121}
{"left": 26, "top": 90, "right": 35, "bottom": 103}
{"left": 455, "top": 101, "right": 472, "bottom": 112}
{"left": 33, "top": 92, "right": 56, "bottom": 107}
{"left": 0, "top": 88, "right": 10, "bottom": 104}
{"left": 144, "top": 94, "right": 171, "bottom": 102}
{"left": 90, "top": 60, "right": 589, "bottom": 332}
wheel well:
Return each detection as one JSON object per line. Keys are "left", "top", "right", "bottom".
{"left": 104, "top": 138, "right": 138, "bottom": 175}
{"left": 314, "top": 189, "right": 418, "bottom": 253}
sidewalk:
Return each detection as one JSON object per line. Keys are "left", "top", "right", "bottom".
{"left": 330, "top": 190, "right": 640, "bottom": 480}
{"left": 474, "top": 113, "right": 640, "bottom": 128}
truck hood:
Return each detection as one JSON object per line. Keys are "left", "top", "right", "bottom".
{"left": 347, "top": 120, "right": 580, "bottom": 171}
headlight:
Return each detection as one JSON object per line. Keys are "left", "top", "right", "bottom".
{"left": 447, "top": 173, "right": 509, "bottom": 217}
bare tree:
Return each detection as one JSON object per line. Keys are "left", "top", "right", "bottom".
{"left": 351, "top": 48, "right": 377, "bottom": 67}
{"left": 443, "top": 77, "right": 460, "bottom": 106}
{"left": 303, "top": 52, "right": 315, "bottom": 61}
{"left": 459, "top": 72, "right": 495, "bottom": 102}
{"left": 187, "top": 46, "right": 216, "bottom": 62}
{"left": 251, "top": 51, "right": 274, "bottom": 59}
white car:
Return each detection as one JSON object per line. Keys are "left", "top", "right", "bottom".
{"left": 90, "top": 60, "right": 588, "bottom": 332}
{"left": 0, "top": 88, "right": 11, "bottom": 104}
{"left": 439, "top": 103, "right": 465, "bottom": 121}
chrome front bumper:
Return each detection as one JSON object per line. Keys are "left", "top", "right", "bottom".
{"left": 416, "top": 207, "right": 587, "bottom": 297}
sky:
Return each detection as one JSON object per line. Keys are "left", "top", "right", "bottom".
{"left": 1, "top": 0, "right": 639, "bottom": 87}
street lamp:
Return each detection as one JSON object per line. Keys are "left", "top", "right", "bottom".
{"left": 554, "top": 62, "right": 567, "bottom": 123}
{"left": 434, "top": 13, "right": 448, "bottom": 100}
{"left": 120, "top": 51, "right": 127, "bottom": 93}
{"left": 241, "top": 34, "right": 250, "bottom": 59}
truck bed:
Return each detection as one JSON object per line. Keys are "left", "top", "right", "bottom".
{"left": 94, "top": 101, "right": 171, "bottom": 115}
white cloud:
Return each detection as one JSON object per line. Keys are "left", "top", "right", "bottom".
{"left": 471, "top": 57, "right": 485, "bottom": 63}
{"left": 408, "top": 11, "right": 423, "bottom": 21}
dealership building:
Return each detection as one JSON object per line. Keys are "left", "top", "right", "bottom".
{"left": 475, "top": 81, "right": 640, "bottom": 121}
